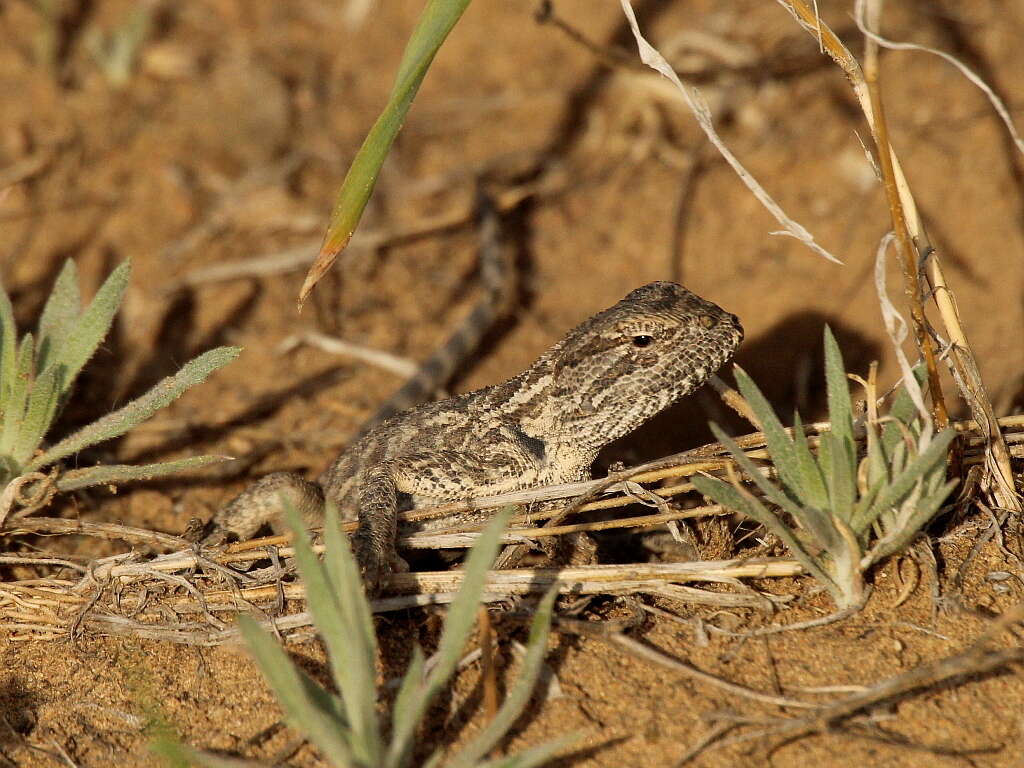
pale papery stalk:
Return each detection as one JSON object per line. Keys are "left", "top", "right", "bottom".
{"left": 776, "top": 0, "right": 1021, "bottom": 514}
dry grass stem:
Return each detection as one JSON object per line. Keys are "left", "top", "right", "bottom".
{"left": 676, "top": 604, "right": 1024, "bottom": 762}
{"left": 277, "top": 331, "right": 418, "bottom": 379}
{"left": 3, "top": 411, "right": 1019, "bottom": 643}
{"left": 605, "top": 633, "right": 816, "bottom": 709}
{"left": 0, "top": 559, "right": 803, "bottom": 644}
{"left": 777, "top": 0, "right": 1021, "bottom": 514}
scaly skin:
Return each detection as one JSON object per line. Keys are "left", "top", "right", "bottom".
{"left": 211, "top": 282, "right": 743, "bottom": 593}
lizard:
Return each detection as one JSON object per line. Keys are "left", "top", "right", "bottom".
{"left": 210, "top": 281, "right": 743, "bottom": 594}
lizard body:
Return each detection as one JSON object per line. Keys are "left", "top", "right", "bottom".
{"left": 212, "top": 281, "right": 743, "bottom": 592}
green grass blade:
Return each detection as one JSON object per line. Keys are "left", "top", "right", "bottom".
{"left": 45, "top": 260, "right": 129, "bottom": 388}
{"left": 12, "top": 363, "right": 64, "bottom": 465}
{"left": 28, "top": 346, "right": 240, "bottom": 471}
{"left": 824, "top": 431, "right": 855, "bottom": 525}
{"left": 282, "top": 502, "right": 380, "bottom": 767}
{"left": 313, "top": 0, "right": 472, "bottom": 296}
{"left": 237, "top": 615, "right": 355, "bottom": 766}
{"left": 474, "top": 736, "right": 577, "bottom": 768}
{"left": 385, "top": 507, "right": 511, "bottom": 768}
{"left": 823, "top": 326, "right": 856, "bottom": 481}
{"left": 0, "top": 283, "right": 17, "bottom": 414}
{"left": 792, "top": 411, "right": 828, "bottom": 510}
{"left": 707, "top": 423, "right": 805, "bottom": 522}
{"left": 866, "top": 478, "right": 958, "bottom": 565}
{"left": 446, "top": 586, "right": 559, "bottom": 768}
{"left": 733, "top": 367, "right": 806, "bottom": 503}
{"left": 36, "top": 259, "right": 80, "bottom": 374}
{"left": 390, "top": 644, "right": 426, "bottom": 747}
{"left": 692, "top": 473, "right": 837, "bottom": 597}
{"left": 870, "top": 429, "right": 956, "bottom": 520}
{"left": 54, "top": 455, "right": 227, "bottom": 491}
{"left": 320, "top": 504, "right": 383, "bottom": 765}
{"left": 1, "top": 333, "right": 35, "bottom": 456}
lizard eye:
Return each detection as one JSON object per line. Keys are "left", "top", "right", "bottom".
{"left": 632, "top": 335, "right": 654, "bottom": 348}
{"left": 699, "top": 314, "right": 717, "bottom": 329}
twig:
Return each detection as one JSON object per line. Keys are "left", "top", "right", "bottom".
{"left": 777, "top": 0, "right": 1020, "bottom": 515}
{"left": 605, "top": 633, "right": 817, "bottom": 709}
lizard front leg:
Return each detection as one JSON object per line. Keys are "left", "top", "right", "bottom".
{"left": 352, "top": 463, "right": 409, "bottom": 594}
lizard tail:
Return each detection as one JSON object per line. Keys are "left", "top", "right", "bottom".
{"left": 364, "top": 191, "right": 514, "bottom": 428}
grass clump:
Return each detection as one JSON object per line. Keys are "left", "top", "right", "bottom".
{"left": 693, "top": 327, "right": 958, "bottom": 610}
{"left": 158, "top": 506, "right": 567, "bottom": 768}
{"left": 0, "top": 260, "right": 239, "bottom": 521}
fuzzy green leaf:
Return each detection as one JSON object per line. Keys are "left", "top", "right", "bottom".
{"left": 282, "top": 501, "right": 380, "bottom": 767}
{"left": 869, "top": 429, "right": 956, "bottom": 523}
{"left": 11, "top": 362, "right": 64, "bottom": 465}
{"left": 447, "top": 586, "right": 559, "bottom": 768}
{"left": 734, "top": 366, "right": 805, "bottom": 503}
{"left": 865, "top": 421, "right": 888, "bottom": 490}
{"left": 1, "top": 332, "right": 35, "bottom": 455}
{"left": 54, "top": 455, "right": 227, "bottom": 491}
{"left": 237, "top": 614, "right": 355, "bottom": 765}
{"left": 36, "top": 260, "right": 81, "bottom": 375}
{"left": 320, "top": 505, "right": 383, "bottom": 766}
{"left": 707, "top": 423, "right": 806, "bottom": 524}
{"left": 28, "top": 346, "right": 240, "bottom": 471}
{"left": 692, "top": 473, "right": 837, "bottom": 597}
{"left": 849, "top": 472, "right": 888, "bottom": 535}
{"left": 792, "top": 411, "right": 828, "bottom": 511}
{"left": 823, "top": 326, "right": 856, "bottom": 481}
{"left": 824, "top": 431, "right": 855, "bottom": 525}
{"left": 390, "top": 644, "right": 427, "bottom": 750}
{"left": 0, "top": 286, "right": 17, "bottom": 414}
{"left": 866, "top": 478, "right": 958, "bottom": 566}
{"left": 882, "top": 366, "right": 928, "bottom": 460}
{"left": 43, "top": 260, "right": 129, "bottom": 389}
{"left": 385, "top": 507, "right": 511, "bottom": 768}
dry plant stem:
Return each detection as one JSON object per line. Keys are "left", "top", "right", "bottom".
{"left": 492, "top": 447, "right": 713, "bottom": 569}
{"left": 727, "top": 601, "right": 865, "bottom": 637}
{"left": 698, "top": 604, "right": 1024, "bottom": 754}
{"left": 478, "top": 605, "right": 498, "bottom": 724}
{"left": 779, "top": 0, "right": 1019, "bottom": 514}
{"left": 5, "top": 517, "right": 189, "bottom": 550}
{"left": 0, "top": 560, "right": 806, "bottom": 644}
{"left": 605, "top": 633, "right": 816, "bottom": 710}
{"left": 709, "top": 375, "right": 760, "bottom": 430}
{"left": 862, "top": 0, "right": 1017, "bottom": 512}
{"left": 929, "top": 257, "right": 1021, "bottom": 512}
{"left": 862, "top": 14, "right": 947, "bottom": 428}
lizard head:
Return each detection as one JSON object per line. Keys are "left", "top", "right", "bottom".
{"left": 541, "top": 281, "right": 743, "bottom": 449}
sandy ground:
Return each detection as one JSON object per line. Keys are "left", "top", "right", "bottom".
{"left": 1, "top": 0, "right": 1023, "bottom": 765}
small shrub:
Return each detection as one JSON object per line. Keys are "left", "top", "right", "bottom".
{"left": 693, "top": 327, "right": 958, "bottom": 609}
{"left": 0, "top": 260, "right": 239, "bottom": 521}
{"left": 158, "top": 506, "right": 567, "bottom": 768}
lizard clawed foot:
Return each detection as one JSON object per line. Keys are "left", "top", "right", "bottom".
{"left": 539, "top": 531, "right": 599, "bottom": 567}
{"left": 353, "top": 535, "right": 408, "bottom": 597}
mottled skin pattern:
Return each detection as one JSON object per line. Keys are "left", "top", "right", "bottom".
{"left": 211, "top": 282, "right": 743, "bottom": 593}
